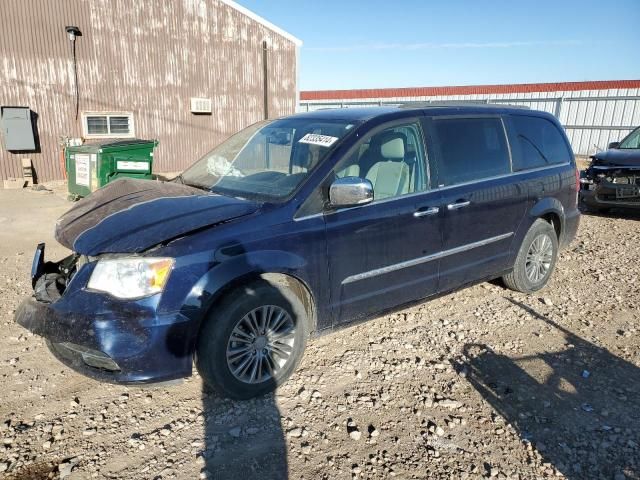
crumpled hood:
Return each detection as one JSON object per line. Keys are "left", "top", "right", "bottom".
{"left": 55, "top": 178, "right": 259, "bottom": 256}
{"left": 592, "top": 148, "right": 640, "bottom": 168}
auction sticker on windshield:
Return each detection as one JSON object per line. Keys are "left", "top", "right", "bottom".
{"left": 299, "top": 133, "right": 339, "bottom": 148}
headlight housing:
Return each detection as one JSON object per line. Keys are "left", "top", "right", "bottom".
{"left": 87, "top": 257, "right": 174, "bottom": 299}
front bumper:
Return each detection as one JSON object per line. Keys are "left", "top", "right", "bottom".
{"left": 15, "top": 295, "right": 197, "bottom": 384}
{"left": 580, "top": 188, "right": 640, "bottom": 210}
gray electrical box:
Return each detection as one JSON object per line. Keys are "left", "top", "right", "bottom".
{"left": 1, "top": 107, "right": 36, "bottom": 151}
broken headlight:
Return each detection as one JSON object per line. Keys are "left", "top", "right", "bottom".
{"left": 87, "top": 257, "right": 174, "bottom": 299}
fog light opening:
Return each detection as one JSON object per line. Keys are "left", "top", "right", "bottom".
{"left": 55, "top": 342, "right": 121, "bottom": 372}
{"left": 81, "top": 352, "right": 121, "bottom": 372}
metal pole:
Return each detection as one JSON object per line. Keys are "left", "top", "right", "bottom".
{"left": 554, "top": 97, "right": 563, "bottom": 119}
{"left": 262, "top": 40, "right": 269, "bottom": 120}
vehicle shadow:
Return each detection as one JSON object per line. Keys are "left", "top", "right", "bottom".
{"left": 456, "top": 298, "right": 640, "bottom": 479}
{"left": 175, "top": 240, "right": 290, "bottom": 479}
{"left": 200, "top": 390, "right": 288, "bottom": 479}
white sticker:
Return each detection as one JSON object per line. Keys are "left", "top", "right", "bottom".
{"left": 117, "top": 161, "right": 148, "bottom": 171}
{"left": 299, "top": 133, "right": 339, "bottom": 148}
{"left": 75, "top": 154, "right": 90, "bottom": 187}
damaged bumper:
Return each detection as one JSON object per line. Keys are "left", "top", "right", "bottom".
{"left": 579, "top": 166, "right": 640, "bottom": 210}
{"left": 15, "top": 254, "right": 198, "bottom": 384}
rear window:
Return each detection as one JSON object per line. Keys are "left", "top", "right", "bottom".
{"left": 432, "top": 117, "right": 511, "bottom": 186}
{"left": 511, "top": 115, "right": 572, "bottom": 170}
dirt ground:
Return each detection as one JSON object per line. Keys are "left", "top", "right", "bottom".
{"left": 0, "top": 186, "right": 639, "bottom": 480}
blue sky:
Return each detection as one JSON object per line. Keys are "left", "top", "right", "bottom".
{"left": 237, "top": 0, "right": 640, "bottom": 91}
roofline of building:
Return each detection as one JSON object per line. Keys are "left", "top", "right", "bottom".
{"left": 220, "top": 0, "right": 302, "bottom": 46}
{"left": 300, "top": 79, "right": 640, "bottom": 101}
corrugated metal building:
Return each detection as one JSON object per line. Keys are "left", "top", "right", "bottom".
{"left": 300, "top": 80, "right": 640, "bottom": 156}
{"left": 0, "top": 0, "right": 301, "bottom": 185}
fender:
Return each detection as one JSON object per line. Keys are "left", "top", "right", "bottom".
{"left": 505, "top": 197, "right": 565, "bottom": 267}
{"left": 529, "top": 196, "right": 565, "bottom": 233}
{"left": 180, "top": 249, "right": 314, "bottom": 327}
{"left": 529, "top": 196, "right": 565, "bottom": 219}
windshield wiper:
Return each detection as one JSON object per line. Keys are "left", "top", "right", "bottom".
{"left": 184, "top": 182, "right": 211, "bottom": 191}
{"left": 173, "top": 174, "right": 212, "bottom": 191}
{"left": 172, "top": 173, "right": 185, "bottom": 184}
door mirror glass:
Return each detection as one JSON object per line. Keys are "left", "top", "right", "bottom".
{"left": 329, "top": 177, "right": 373, "bottom": 208}
{"left": 608, "top": 141, "right": 620, "bottom": 149}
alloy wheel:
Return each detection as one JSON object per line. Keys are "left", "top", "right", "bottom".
{"left": 525, "top": 233, "right": 554, "bottom": 283}
{"left": 225, "top": 305, "right": 296, "bottom": 384}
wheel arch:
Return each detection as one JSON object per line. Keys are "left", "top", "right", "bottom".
{"left": 529, "top": 197, "right": 565, "bottom": 241}
{"left": 206, "top": 271, "right": 315, "bottom": 330}
{"left": 192, "top": 254, "right": 318, "bottom": 337}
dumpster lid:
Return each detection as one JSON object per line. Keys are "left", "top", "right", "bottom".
{"left": 82, "top": 138, "right": 157, "bottom": 147}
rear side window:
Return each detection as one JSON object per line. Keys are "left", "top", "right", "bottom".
{"left": 432, "top": 117, "right": 510, "bottom": 186}
{"left": 511, "top": 115, "right": 572, "bottom": 170}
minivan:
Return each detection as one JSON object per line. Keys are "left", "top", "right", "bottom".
{"left": 16, "top": 105, "right": 580, "bottom": 399}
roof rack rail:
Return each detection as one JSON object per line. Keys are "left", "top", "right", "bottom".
{"left": 399, "top": 101, "right": 530, "bottom": 109}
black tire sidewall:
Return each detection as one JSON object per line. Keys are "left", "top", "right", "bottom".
{"left": 196, "top": 281, "right": 308, "bottom": 400}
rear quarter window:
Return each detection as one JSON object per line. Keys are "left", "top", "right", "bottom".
{"left": 510, "top": 115, "right": 572, "bottom": 171}
{"left": 431, "top": 117, "right": 511, "bottom": 187}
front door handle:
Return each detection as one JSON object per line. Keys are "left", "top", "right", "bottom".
{"left": 447, "top": 200, "right": 471, "bottom": 210}
{"left": 413, "top": 206, "right": 439, "bottom": 217}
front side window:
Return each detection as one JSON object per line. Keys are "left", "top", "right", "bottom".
{"left": 432, "top": 117, "right": 510, "bottom": 186}
{"left": 332, "top": 121, "right": 428, "bottom": 201}
{"left": 511, "top": 115, "right": 572, "bottom": 170}
{"left": 619, "top": 127, "right": 640, "bottom": 149}
{"left": 180, "top": 118, "right": 356, "bottom": 200}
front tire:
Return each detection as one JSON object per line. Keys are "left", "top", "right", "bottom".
{"left": 196, "top": 280, "right": 308, "bottom": 400}
{"left": 502, "top": 219, "right": 558, "bottom": 293}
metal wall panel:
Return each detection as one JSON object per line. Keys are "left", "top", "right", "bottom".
{"left": 300, "top": 86, "right": 640, "bottom": 156}
{"left": 0, "top": 0, "right": 298, "bottom": 184}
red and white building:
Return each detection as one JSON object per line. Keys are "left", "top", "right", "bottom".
{"left": 300, "top": 80, "right": 640, "bottom": 156}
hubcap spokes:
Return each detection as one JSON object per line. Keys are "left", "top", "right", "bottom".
{"left": 226, "top": 305, "right": 296, "bottom": 384}
{"left": 525, "top": 234, "right": 553, "bottom": 283}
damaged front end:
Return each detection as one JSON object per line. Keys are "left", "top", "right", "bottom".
{"left": 580, "top": 164, "right": 640, "bottom": 211}
{"left": 15, "top": 243, "right": 197, "bottom": 384}
{"left": 18, "top": 244, "right": 122, "bottom": 373}
{"left": 31, "top": 243, "right": 87, "bottom": 303}
{"left": 14, "top": 178, "right": 261, "bottom": 385}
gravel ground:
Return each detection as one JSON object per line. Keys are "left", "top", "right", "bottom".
{"left": 0, "top": 188, "right": 639, "bottom": 480}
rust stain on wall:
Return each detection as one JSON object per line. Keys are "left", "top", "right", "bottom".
{"left": 0, "top": 0, "right": 299, "bottom": 184}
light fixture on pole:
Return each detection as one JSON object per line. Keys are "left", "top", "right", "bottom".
{"left": 65, "top": 25, "right": 81, "bottom": 42}
{"left": 65, "top": 26, "right": 82, "bottom": 120}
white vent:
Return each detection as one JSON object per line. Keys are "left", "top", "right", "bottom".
{"left": 190, "top": 97, "right": 212, "bottom": 113}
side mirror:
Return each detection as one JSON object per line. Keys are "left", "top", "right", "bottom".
{"left": 329, "top": 176, "right": 373, "bottom": 208}
{"left": 608, "top": 141, "right": 620, "bottom": 149}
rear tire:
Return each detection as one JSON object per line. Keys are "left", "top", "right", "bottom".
{"left": 195, "top": 280, "right": 308, "bottom": 400}
{"left": 502, "top": 219, "right": 558, "bottom": 293}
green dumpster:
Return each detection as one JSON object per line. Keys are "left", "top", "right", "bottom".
{"left": 65, "top": 139, "right": 158, "bottom": 198}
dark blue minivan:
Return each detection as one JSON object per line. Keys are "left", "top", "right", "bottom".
{"left": 16, "top": 105, "right": 580, "bottom": 399}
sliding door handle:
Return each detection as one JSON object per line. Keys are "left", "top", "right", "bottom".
{"left": 413, "top": 206, "right": 440, "bottom": 217}
{"left": 447, "top": 200, "right": 471, "bottom": 210}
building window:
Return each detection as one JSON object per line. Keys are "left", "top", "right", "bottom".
{"left": 82, "top": 112, "right": 135, "bottom": 138}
